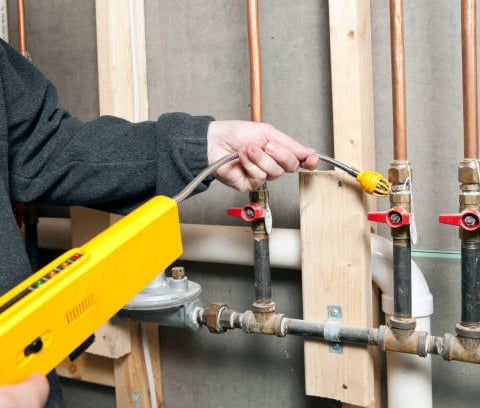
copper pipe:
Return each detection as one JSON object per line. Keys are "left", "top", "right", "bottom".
{"left": 461, "top": 0, "right": 478, "bottom": 159}
{"left": 246, "top": 0, "right": 272, "bottom": 312}
{"left": 16, "top": 0, "right": 28, "bottom": 58}
{"left": 247, "top": 0, "right": 262, "bottom": 123}
{"left": 389, "top": 0, "right": 408, "bottom": 161}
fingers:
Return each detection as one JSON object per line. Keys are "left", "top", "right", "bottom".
{"left": 301, "top": 151, "right": 320, "bottom": 170}
{"left": 0, "top": 374, "right": 49, "bottom": 408}
{"left": 26, "top": 374, "right": 49, "bottom": 403}
{"left": 262, "top": 124, "right": 315, "bottom": 160}
{"left": 244, "top": 141, "right": 311, "bottom": 175}
{"left": 237, "top": 146, "right": 270, "bottom": 190}
{"left": 264, "top": 143, "right": 301, "bottom": 172}
{"left": 206, "top": 119, "right": 319, "bottom": 192}
{"left": 238, "top": 142, "right": 312, "bottom": 190}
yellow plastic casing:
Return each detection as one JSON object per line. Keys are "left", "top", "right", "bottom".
{"left": 0, "top": 195, "right": 182, "bottom": 385}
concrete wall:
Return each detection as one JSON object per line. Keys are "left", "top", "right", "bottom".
{"left": 8, "top": 1, "right": 480, "bottom": 407}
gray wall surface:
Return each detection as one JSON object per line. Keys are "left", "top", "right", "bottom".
{"left": 7, "top": 1, "right": 480, "bottom": 407}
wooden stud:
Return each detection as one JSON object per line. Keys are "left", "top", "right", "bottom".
{"left": 114, "top": 323, "right": 162, "bottom": 408}
{"left": 299, "top": 0, "right": 381, "bottom": 406}
{"left": 328, "top": 0, "right": 375, "bottom": 171}
{"left": 300, "top": 172, "right": 374, "bottom": 406}
{"left": 59, "top": 3, "right": 163, "bottom": 407}
{"left": 56, "top": 354, "right": 115, "bottom": 387}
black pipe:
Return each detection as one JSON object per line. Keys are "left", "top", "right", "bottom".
{"left": 284, "top": 318, "right": 376, "bottom": 345}
{"left": 253, "top": 237, "right": 271, "bottom": 302}
{"left": 460, "top": 240, "right": 480, "bottom": 325}
{"left": 249, "top": 188, "right": 273, "bottom": 310}
{"left": 393, "top": 237, "right": 412, "bottom": 319}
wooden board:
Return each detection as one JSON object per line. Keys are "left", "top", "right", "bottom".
{"left": 114, "top": 323, "right": 163, "bottom": 408}
{"left": 70, "top": 0, "right": 150, "bottom": 359}
{"left": 300, "top": 172, "right": 374, "bottom": 406}
{"left": 299, "top": 0, "right": 379, "bottom": 405}
{"left": 56, "top": 354, "right": 115, "bottom": 387}
{"left": 58, "top": 4, "right": 163, "bottom": 407}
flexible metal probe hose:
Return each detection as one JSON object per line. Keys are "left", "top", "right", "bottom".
{"left": 173, "top": 151, "right": 390, "bottom": 203}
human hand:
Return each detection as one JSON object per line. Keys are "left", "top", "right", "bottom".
{"left": 0, "top": 374, "right": 49, "bottom": 408}
{"left": 207, "top": 120, "right": 319, "bottom": 191}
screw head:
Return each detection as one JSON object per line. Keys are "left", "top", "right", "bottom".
{"left": 245, "top": 206, "right": 255, "bottom": 218}
{"left": 464, "top": 214, "right": 478, "bottom": 227}
{"left": 389, "top": 212, "right": 402, "bottom": 224}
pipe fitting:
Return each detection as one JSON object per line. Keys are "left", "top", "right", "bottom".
{"left": 388, "top": 161, "right": 411, "bottom": 186}
{"left": 389, "top": 315, "right": 416, "bottom": 331}
{"left": 460, "top": 192, "right": 480, "bottom": 208}
{"left": 455, "top": 322, "right": 480, "bottom": 339}
{"left": 378, "top": 325, "right": 429, "bottom": 357}
{"left": 202, "top": 303, "right": 229, "bottom": 334}
{"left": 458, "top": 159, "right": 480, "bottom": 185}
{"left": 239, "top": 310, "right": 285, "bottom": 336}
{"left": 442, "top": 332, "right": 480, "bottom": 363}
{"left": 252, "top": 299, "right": 276, "bottom": 313}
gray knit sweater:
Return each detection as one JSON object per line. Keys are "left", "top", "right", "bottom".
{"left": 0, "top": 38, "right": 213, "bottom": 406}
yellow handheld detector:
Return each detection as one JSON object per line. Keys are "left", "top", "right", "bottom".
{"left": 0, "top": 195, "right": 182, "bottom": 385}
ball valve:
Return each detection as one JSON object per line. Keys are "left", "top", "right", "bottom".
{"left": 439, "top": 210, "right": 480, "bottom": 231}
{"left": 227, "top": 203, "right": 265, "bottom": 222}
{"left": 367, "top": 207, "right": 411, "bottom": 228}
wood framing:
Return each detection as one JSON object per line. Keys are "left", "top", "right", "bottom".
{"left": 300, "top": 172, "right": 374, "bottom": 406}
{"left": 56, "top": 354, "right": 115, "bottom": 387}
{"left": 300, "top": 0, "right": 378, "bottom": 406}
{"left": 59, "top": 2, "right": 162, "bottom": 407}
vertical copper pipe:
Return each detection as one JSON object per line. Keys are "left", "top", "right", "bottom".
{"left": 390, "top": 0, "right": 408, "bottom": 161}
{"left": 461, "top": 0, "right": 478, "bottom": 159}
{"left": 16, "top": 0, "right": 28, "bottom": 58}
{"left": 247, "top": 0, "right": 262, "bottom": 123}
{"left": 246, "top": 0, "right": 273, "bottom": 312}
{"left": 388, "top": 0, "right": 415, "bottom": 330}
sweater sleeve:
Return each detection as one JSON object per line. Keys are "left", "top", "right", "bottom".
{"left": 0, "top": 39, "right": 214, "bottom": 214}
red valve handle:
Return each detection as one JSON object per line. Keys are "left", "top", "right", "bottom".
{"left": 439, "top": 210, "right": 480, "bottom": 231}
{"left": 367, "top": 207, "right": 411, "bottom": 228}
{"left": 227, "top": 203, "right": 265, "bottom": 222}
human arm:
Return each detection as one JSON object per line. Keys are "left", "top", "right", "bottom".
{"left": 1, "top": 38, "right": 317, "bottom": 212}
{"left": 0, "top": 38, "right": 213, "bottom": 212}
{"left": 0, "top": 374, "right": 49, "bottom": 408}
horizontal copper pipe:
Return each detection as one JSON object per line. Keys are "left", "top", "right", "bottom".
{"left": 247, "top": 0, "right": 262, "bottom": 123}
{"left": 462, "top": 0, "right": 478, "bottom": 159}
{"left": 390, "top": 0, "right": 408, "bottom": 161}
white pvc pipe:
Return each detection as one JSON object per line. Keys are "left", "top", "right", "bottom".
{"left": 370, "top": 234, "right": 433, "bottom": 408}
{"left": 38, "top": 220, "right": 433, "bottom": 407}
{"left": 180, "top": 224, "right": 301, "bottom": 269}
{"left": 179, "top": 224, "right": 433, "bottom": 408}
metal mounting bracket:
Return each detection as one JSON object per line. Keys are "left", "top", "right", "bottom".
{"left": 325, "top": 305, "right": 343, "bottom": 354}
